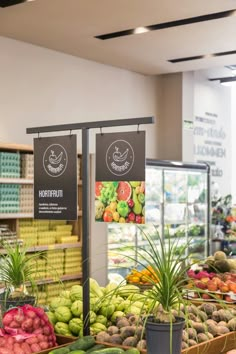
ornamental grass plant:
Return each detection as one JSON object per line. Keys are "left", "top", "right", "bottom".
{"left": 0, "top": 242, "right": 41, "bottom": 302}
{"left": 128, "top": 225, "right": 192, "bottom": 323}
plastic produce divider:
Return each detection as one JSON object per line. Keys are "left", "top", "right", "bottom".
{"left": 26, "top": 116, "right": 154, "bottom": 335}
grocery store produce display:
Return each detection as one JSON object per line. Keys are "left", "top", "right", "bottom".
{"left": 45, "top": 277, "right": 236, "bottom": 351}
{"left": 186, "top": 251, "right": 236, "bottom": 303}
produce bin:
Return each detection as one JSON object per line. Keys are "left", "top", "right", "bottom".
{"left": 37, "top": 335, "right": 76, "bottom": 354}
{"left": 96, "top": 331, "right": 236, "bottom": 354}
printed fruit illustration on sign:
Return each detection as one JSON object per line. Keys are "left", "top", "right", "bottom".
{"left": 95, "top": 182, "right": 104, "bottom": 198}
{"left": 117, "top": 181, "right": 132, "bottom": 201}
{"left": 94, "top": 181, "right": 145, "bottom": 224}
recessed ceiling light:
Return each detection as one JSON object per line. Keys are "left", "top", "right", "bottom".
{"left": 133, "top": 27, "right": 149, "bottom": 35}
{"left": 0, "top": 0, "right": 35, "bottom": 7}
{"left": 220, "top": 81, "right": 236, "bottom": 86}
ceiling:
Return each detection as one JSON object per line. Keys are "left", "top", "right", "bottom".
{"left": 0, "top": 0, "right": 236, "bottom": 76}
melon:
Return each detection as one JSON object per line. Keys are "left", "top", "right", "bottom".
{"left": 117, "top": 181, "right": 132, "bottom": 201}
{"left": 214, "top": 251, "right": 227, "bottom": 261}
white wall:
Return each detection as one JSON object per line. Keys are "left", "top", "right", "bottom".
{"left": 0, "top": 36, "right": 162, "bottom": 285}
{"left": 0, "top": 36, "right": 160, "bottom": 158}
{"left": 231, "top": 86, "right": 236, "bottom": 204}
{"left": 193, "top": 71, "right": 232, "bottom": 197}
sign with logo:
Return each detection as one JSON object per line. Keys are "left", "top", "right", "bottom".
{"left": 34, "top": 135, "right": 77, "bottom": 220}
{"left": 95, "top": 131, "right": 146, "bottom": 224}
{"left": 96, "top": 131, "right": 145, "bottom": 181}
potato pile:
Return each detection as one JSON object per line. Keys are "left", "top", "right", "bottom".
{"left": 95, "top": 303, "right": 236, "bottom": 351}
{"left": 181, "top": 303, "right": 236, "bottom": 349}
{"left": 96, "top": 313, "right": 146, "bottom": 351}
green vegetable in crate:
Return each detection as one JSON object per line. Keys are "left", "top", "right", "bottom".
{"left": 61, "top": 290, "right": 71, "bottom": 298}
{"left": 86, "top": 344, "right": 106, "bottom": 353}
{"left": 70, "top": 351, "right": 86, "bottom": 354}
{"left": 50, "top": 296, "right": 72, "bottom": 311}
{"left": 111, "top": 311, "right": 125, "bottom": 323}
{"left": 70, "top": 285, "right": 83, "bottom": 301}
{"left": 48, "top": 348, "right": 70, "bottom": 354}
{"left": 104, "top": 282, "right": 118, "bottom": 295}
{"left": 69, "top": 318, "right": 83, "bottom": 336}
{"left": 90, "top": 278, "right": 104, "bottom": 298}
{"left": 71, "top": 300, "right": 83, "bottom": 317}
{"left": 91, "top": 349, "right": 125, "bottom": 354}
{"left": 46, "top": 311, "right": 57, "bottom": 325}
{"left": 54, "top": 321, "right": 73, "bottom": 336}
{"left": 96, "top": 315, "right": 108, "bottom": 326}
{"left": 80, "top": 310, "right": 97, "bottom": 324}
{"left": 99, "top": 304, "right": 115, "bottom": 318}
{"left": 117, "top": 201, "right": 129, "bottom": 218}
{"left": 69, "top": 335, "right": 96, "bottom": 351}
{"left": 55, "top": 306, "right": 73, "bottom": 323}
{"left": 116, "top": 284, "right": 140, "bottom": 298}
{"left": 90, "top": 297, "right": 101, "bottom": 312}
{"left": 90, "top": 322, "right": 107, "bottom": 335}
{"left": 125, "top": 349, "right": 140, "bottom": 354}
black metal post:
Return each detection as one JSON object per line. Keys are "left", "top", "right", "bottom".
{"left": 26, "top": 116, "right": 154, "bottom": 336}
{"left": 82, "top": 127, "right": 90, "bottom": 335}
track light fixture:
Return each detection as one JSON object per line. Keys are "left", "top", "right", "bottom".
{"left": 209, "top": 76, "right": 236, "bottom": 86}
{"left": 0, "top": 0, "right": 33, "bottom": 7}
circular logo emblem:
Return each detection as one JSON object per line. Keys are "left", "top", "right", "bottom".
{"left": 43, "top": 144, "right": 68, "bottom": 177}
{"left": 106, "top": 139, "right": 134, "bottom": 176}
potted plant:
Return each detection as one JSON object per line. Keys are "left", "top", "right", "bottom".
{"left": 0, "top": 242, "right": 42, "bottom": 312}
{"left": 126, "top": 225, "right": 192, "bottom": 354}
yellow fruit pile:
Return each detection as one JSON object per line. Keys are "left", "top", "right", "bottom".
{"left": 126, "top": 265, "right": 158, "bottom": 285}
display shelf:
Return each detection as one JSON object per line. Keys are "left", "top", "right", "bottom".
{"left": 0, "top": 211, "right": 82, "bottom": 219}
{"left": 0, "top": 213, "right": 34, "bottom": 219}
{"left": 107, "top": 160, "right": 210, "bottom": 278}
{"left": 0, "top": 143, "right": 83, "bottom": 290}
{"left": 27, "top": 273, "right": 83, "bottom": 286}
{"left": 0, "top": 178, "right": 82, "bottom": 185}
{"left": 0, "top": 242, "right": 82, "bottom": 254}
{"left": 0, "top": 177, "right": 33, "bottom": 184}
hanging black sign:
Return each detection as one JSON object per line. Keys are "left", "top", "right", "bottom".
{"left": 96, "top": 131, "right": 145, "bottom": 181}
{"left": 34, "top": 135, "right": 77, "bottom": 220}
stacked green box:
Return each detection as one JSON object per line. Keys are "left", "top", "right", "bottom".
{"left": 0, "top": 184, "right": 20, "bottom": 213}
{"left": 0, "top": 152, "right": 20, "bottom": 178}
{"left": 64, "top": 248, "right": 82, "bottom": 275}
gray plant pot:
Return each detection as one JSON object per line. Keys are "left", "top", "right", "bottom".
{"left": 0, "top": 295, "right": 36, "bottom": 313}
{"left": 145, "top": 316, "right": 185, "bottom": 354}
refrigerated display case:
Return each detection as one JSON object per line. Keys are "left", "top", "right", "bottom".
{"left": 107, "top": 159, "right": 210, "bottom": 279}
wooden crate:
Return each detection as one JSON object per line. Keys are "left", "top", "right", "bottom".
{"left": 37, "top": 334, "right": 75, "bottom": 354}
{"left": 97, "top": 331, "right": 236, "bottom": 354}
{"left": 182, "top": 331, "right": 236, "bottom": 354}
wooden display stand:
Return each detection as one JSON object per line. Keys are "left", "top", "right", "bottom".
{"left": 95, "top": 332, "right": 236, "bottom": 354}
